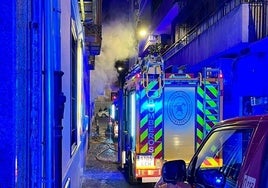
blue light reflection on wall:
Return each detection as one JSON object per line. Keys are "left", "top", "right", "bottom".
{"left": 0, "top": 1, "right": 16, "bottom": 187}
{"left": 235, "top": 56, "right": 260, "bottom": 95}
{"left": 231, "top": 52, "right": 268, "bottom": 116}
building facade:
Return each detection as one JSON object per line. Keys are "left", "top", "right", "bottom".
{"left": 136, "top": 0, "right": 268, "bottom": 118}
{"left": 0, "top": 0, "right": 101, "bottom": 187}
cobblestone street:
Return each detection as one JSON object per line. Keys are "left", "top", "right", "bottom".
{"left": 81, "top": 117, "right": 155, "bottom": 188}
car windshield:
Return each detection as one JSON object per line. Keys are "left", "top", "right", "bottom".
{"left": 190, "top": 128, "right": 253, "bottom": 188}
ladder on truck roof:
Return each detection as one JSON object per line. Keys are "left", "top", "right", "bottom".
{"left": 201, "top": 67, "right": 223, "bottom": 138}
{"left": 140, "top": 54, "right": 164, "bottom": 99}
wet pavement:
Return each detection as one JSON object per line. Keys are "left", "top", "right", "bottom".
{"left": 81, "top": 117, "right": 155, "bottom": 188}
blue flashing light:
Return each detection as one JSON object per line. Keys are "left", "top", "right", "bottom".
{"left": 130, "top": 93, "right": 136, "bottom": 138}
{"left": 215, "top": 176, "right": 223, "bottom": 184}
{"left": 199, "top": 169, "right": 225, "bottom": 188}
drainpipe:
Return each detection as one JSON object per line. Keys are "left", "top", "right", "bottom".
{"left": 54, "top": 71, "right": 65, "bottom": 188}
{"left": 52, "top": 0, "right": 63, "bottom": 187}
{"left": 44, "top": 0, "right": 55, "bottom": 187}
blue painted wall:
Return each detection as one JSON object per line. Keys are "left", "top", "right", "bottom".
{"left": 0, "top": 1, "right": 16, "bottom": 187}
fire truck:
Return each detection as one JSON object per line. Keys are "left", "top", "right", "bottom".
{"left": 119, "top": 53, "right": 223, "bottom": 184}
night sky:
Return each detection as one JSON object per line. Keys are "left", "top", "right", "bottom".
{"left": 102, "top": 0, "right": 130, "bottom": 23}
{"left": 90, "top": 0, "right": 136, "bottom": 100}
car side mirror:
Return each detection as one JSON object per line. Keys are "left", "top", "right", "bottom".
{"left": 162, "top": 160, "right": 186, "bottom": 184}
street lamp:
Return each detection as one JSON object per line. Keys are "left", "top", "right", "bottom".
{"left": 117, "top": 66, "right": 124, "bottom": 72}
{"left": 136, "top": 19, "right": 149, "bottom": 39}
{"left": 115, "top": 60, "right": 128, "bottom": 88}
{"left": 138, "top": 27, "right": 148, "bottom": 39}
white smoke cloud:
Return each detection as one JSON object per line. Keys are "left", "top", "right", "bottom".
{"left": 90, "top": 20, "right": 137, "bottom": 102}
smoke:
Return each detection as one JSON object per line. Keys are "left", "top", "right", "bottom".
{"left": 90, "top": 20, "right": 137, "bottom": 102}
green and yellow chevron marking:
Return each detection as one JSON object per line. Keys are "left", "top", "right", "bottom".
{"left": 154, "top": 142, "right": 162, "bottom": 158}
{"left": 139, "top": 78, "right": 163, "bottom": 156}
{"left": 196, "top": 79, "right": 221, "bottom": 149}
{"left": 154, "top": 128, "right": 162, "bottom": 141}
{"left": 197, "top": 100, "right": 203, "bottom": 113}
{"left": 140, "top": 115, "right": 148, "bottom": 129}
{"left": 140, "top": 129, "right": 148, "bottom": 143}
{"left": 140, "top": 144, "right": 148, "bottom": 153}
{"left": 205, "top": 82, "right": 218, "bottom": 95}
{"left": 196, "top": 113, "right": 204, "bottom": 126}
{"left": 202, "top": 82, "right": 219, "bottom": 133}
{"left": 141, "top": 80, "right": 158, "bottom": 98}
{"left": 155, "top": 114, "right": 162, "bottom": 127}
{"left": 204, "top": 109, "right": 217, "bottom": 120}
{"left": 196, "top": 86, "right": 205, "bottom": 147}
{"left": 147, "top": 80, "right": 157, "bottom": 90}
{"left": 197, "top": 86, "right": 204, "bottom": 95}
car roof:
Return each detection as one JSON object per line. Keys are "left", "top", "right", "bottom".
{"left": 216, "top": 114, "right": 268, "bottom": 128}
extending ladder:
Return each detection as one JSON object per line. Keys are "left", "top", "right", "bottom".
{"left": 140, "top": 54, "right": 164, "bottom": 99}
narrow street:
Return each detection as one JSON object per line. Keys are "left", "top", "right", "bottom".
{"left": 81, "top": 117, "right": 155, "bottom": 188}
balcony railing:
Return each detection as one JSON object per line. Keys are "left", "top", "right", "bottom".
{"left": 79, "top": 0, "right": 102, "bottom": 56}
{"left": 162, "top": 0, "right": 268, "bottom": 61}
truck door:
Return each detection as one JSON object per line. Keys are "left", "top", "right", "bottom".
{"left": 163, "top": 83, "right": 197, "bottom": 163}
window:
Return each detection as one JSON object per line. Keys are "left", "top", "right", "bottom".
{"left": 189, "top": 128, "right": 253, "bottom": 188}
{"left": 71, "top": 20, "right": 77, "bottom": 154}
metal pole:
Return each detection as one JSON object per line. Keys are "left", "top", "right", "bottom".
{"left": 44, "top": 0, "right": 55, "bottom": 186}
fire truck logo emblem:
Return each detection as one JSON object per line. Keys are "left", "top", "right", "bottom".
{"left": 167, "top": 91, "right": 192, "bottom": 126}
